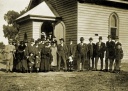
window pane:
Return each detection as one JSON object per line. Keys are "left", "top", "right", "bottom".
{"left": 111, "top": 15, "right": 117, "bottom": 27}
{"left": 111, "top": 28, "right": 116, "bottom": 39}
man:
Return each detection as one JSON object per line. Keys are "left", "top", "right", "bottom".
{"left": 25, "top": 38, "right": 38, "bottom": 73}
{"left": 87, "top": 37, "right": 96, "bottom": 70}
{"left": 67, "top": 38, "right": 76, "bottom": 71}
{"left": 115, "top": 36, "right": 122, "bottom": 49}
{"left": 95, "top": 36, "right": 105, "bottom": 71}
{"left": 77, "top": 37, "right": 88, "bottom": 71}
{"left": 57, "top": 38, "right": 68, "bottom": 71}
{"left": 4, "top": 39, "right": 16, "bottom": 72}
{"left": 114, "top": 36, "right": 122, "bottom": 72}
{"left": 105, "top": 35, "right": 115, "bottom": 72}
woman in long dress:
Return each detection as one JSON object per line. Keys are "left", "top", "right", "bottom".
{"left": 50, "top": 41, "right": 57, "bottom": 71}
{"left": 40, "top": 42, "right": 53, "bottom": 72}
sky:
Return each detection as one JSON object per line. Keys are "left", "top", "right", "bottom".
{"left": 0, "top": 0, "right": 30, "bottom": 44}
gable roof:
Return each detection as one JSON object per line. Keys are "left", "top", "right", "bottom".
{"left": 16, "top": 1, "right": 60, "bottom": 23}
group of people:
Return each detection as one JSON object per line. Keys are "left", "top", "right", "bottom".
{"left": 3, "top": 34, "right": 123, "bottom": 73}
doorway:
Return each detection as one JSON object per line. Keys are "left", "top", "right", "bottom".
{"left": 41, "top": 21, "right": 53, "bottom": 39}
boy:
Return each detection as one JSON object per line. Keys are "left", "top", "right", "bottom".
{"left": 114, "top": 43, "right": 123, "bottom": 73}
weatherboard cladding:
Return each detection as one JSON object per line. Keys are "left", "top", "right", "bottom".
{"left": 48, "top": 0, "right": 77, "bottom": 44}
{"left": 19, "top": 21, "right": 33, "bottom": 41}
{"left": 77, "top": 2, "right": 128, "bottom": 60}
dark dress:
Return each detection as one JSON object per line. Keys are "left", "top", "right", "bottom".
{"left": 40, "top": 46, "right": 53, "bottom": 72}
{"left": 15, "top": 45, "right": 25, "bottom": 72}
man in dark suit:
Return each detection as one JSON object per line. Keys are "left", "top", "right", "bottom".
{"left": 105, "top": 35, "right": 115, "bottom": 72}
{"left": 57, "top": 38, "right": 68, "bottom": 71}
{"left": 115, "top": 36, "right": 122, "bottom": 49}
{"left": 95, "top": 36, "right": 105, "bottom": 71}
{"left": 87, "top": 37, "right": 96, "bottom": 70}
{"left": 77, "top": 37, "right": 88, "bottom": 71}
{"left": 67, "top": 38, "right": 76, "bottom": 71}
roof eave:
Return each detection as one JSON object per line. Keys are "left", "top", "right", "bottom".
{"left": 16, "top": 15, "right": 62, "bottom": 23}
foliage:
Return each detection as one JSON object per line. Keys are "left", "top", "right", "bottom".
{"left": 3, "top": 9, "right": 27, "bottom": 40}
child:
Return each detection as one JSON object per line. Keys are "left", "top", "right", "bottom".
{"left": 114, "top": 43, "right": 123, "bottom": 73}
{"left": 50, "top": 41, "right": 57, "bottom": 71}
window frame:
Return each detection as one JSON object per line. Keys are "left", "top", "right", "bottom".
{"left": 109, "top": 12, "right": 119, "bottom": 40}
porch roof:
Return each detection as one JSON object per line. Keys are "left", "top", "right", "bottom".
{"left": 16, "top": 1, "right": 61, "bottom": 23}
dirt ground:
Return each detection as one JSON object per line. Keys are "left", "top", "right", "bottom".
{"left": 0, "top": 60, "right": 128, "bottom": 91}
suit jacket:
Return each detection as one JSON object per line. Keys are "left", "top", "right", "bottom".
{"left": 87, "top": 43, "right": 96, "bottom": 58}
{"left": 67, "top": 44, "right": 76, "bottom": 57}
{"left": 77, "top": 43, "right": 88, "bottom": 58}
{"left": 4, "top": 44, "right": 15, "bottom": 60}
{"left": 106, "top": 41, "right": 115, "bottom": 58}
{"left": 115, "top": 48, "right": 123, "bottom": 60}
{"left": 95, "top": 42, "right": 105, "bottom": 58}
{"left": 57, "top": 44, "right": 68, "bottom": 57}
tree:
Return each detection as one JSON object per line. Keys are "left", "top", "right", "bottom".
{"left": 3, "top": 9, "right": 27, "bottom": 40}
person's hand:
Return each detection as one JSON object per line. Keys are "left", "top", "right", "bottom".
{"left": 26, "top": 56, "right": 29, "bottom": 59}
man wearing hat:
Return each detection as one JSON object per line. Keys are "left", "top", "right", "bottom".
{"left": 24, "top": 38, "right": 37, "bottom": 73}
{"left": 105, "top": 35, "right": 115, "bottom": 72}
{"left": 67, "top": 38, "right": 76, "bottom": 71}
{"left": 87, "top": 37, "right": 96, "bottom": 70}
{"left": 114, "top": 36, "right": 122, "bottom": 72}
{"left": 57, "top": 38, "right": 68, "bottom": 71}
{"left": 77, "top": 37, "right": 88, "bottom": 71}
{"left": 95, "top": 36, "right": 105, "bottom": 71}
{"left": 4, "top": 39, "right": 16, "bottom": 72}
{"left": 115, "top": 36, "right": 122, "bottom": 49}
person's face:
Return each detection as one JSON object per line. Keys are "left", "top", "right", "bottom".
{"left": 115, "top": 39, "right": 119, "bottom": 42}
{"left": 99, "top": 39, "right": 102, "bottom": 42}
{"left": 25, "top": 43, "right": 27, "bottom": 46}
{"left": 60, "top": 40, "right": 64, "bottom": 44}
{"left": 81, "top": 40, "right": 84, "bottom": 43}
{"left": 89, "top": 40, "right": 93, "bottom": 43}
{"left": 108, "top": 37, "right": 111, "bottom": 41}
{"left": 70, "top": 41, "right": 73, "bottom": 44}
{"left": 117, "top": 45, "right": 121, "bottom": 49}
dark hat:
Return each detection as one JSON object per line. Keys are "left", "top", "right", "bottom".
{"left": 12, "top": 40, "right": 16, "bottom": 43}
{"left": 30, "top": 38, "right": 34, "bottom": 42}
{"left": 69, "top": 38, "right": 73, "bottom": 41}
{"left": 99, "top": 36, "right": 102, "bottom": 40}
{"left": 59, "top": 38, "right": 64, "bottom": 42}
{"left": 20, "top": 41, "right": 24, "bottom": 44}
{"left": 51, "top": 41, "right": 56, "bottom": 44}
{"left": 89, "top": 37, "right": 93, "bottom": 41}
{"left": 49, "top": 32, "right": 52, "bottom": 35}
{"left": 107, "top": 35, "right": 111, "bottom": 38}
{"left": 37, "top": 38, "right": 41, "bottom": 42}
{"left": 80, "top": 37, "right": 84, "bottom": 41}
{"left": 115, "top": 36, "right": 119, "bottom": 39}
{"left": 35, "top": 40, "right": 39, "bottom": 44}
{"left": 24, "top": 40, "right": 28, "bottom": 43}
{"left": 46, "top": 37, "right": 50, "bottom": 40}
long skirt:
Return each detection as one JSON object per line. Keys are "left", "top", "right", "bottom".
{"left": 40, "top": 58, "right": 50, "bottom": 72}
{"left": 21, "top": 59, "right": 28, "bottom": 72}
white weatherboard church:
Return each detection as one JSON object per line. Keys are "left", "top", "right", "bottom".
{"left": 16, "top": 0, "right": 128, "bottom": 60}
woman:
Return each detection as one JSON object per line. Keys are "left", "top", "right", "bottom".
{"left": 16, "top": 41, "right": 26, "bottom": 72}
{"left": 50, "top": 41, "right": 57, "bottom": 71}
{"left": 40, "top": 42, "right": 53, "bottom": 72}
